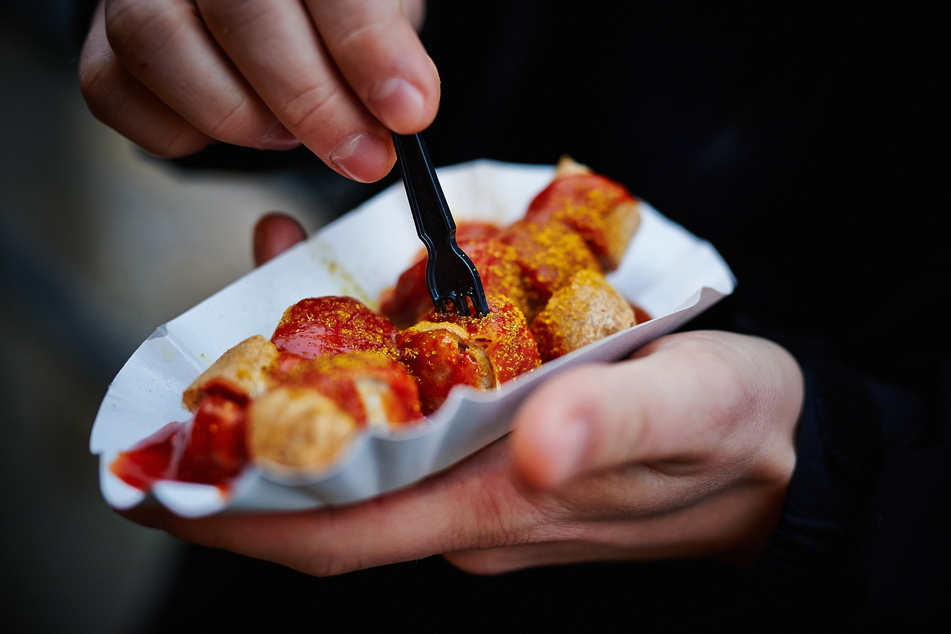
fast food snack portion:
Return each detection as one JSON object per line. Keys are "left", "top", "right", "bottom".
{"left": 110, "top": 157, "right": 645, "bottom": 494}
{"left": 397, "top": 294, "right": 542, "bottom": 414}
{"left": 496, "top": 218, "right": 602, "bottom": 322}
{"left": 110, "top": 378, "right": 251, "bottom": 490}
{"left": 265, "top": 351, "right": 422, "bottom": 430}
{"left": 249, "top": 352, "right": 421, "bottom": 471}
{"left": 523, "top": 156, "right": 641, "bottom": 272}
{"left": 112, "top": 297, "right": 422, "bottom": 486}
{"left": 381, "top": 236, "right": 529, "bottom": 329}
{"left": 381, "top": 157, "right": 640, "bottom": 327}
{"left": 182, "top": 334, "right": 278, "bottom": 411}
{"left": 530, "top": 269, "right": 636, "bottom": 362}
{"left": 271, "top": 296, "right": 399, "bottom": 359}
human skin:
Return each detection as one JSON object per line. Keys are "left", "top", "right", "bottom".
{"left": 122, "top": 214, "right": 803, "bottom": 577}
{"left": 79, "top": 0, "right": 436, "bottom": 183}
{"left": 83, "top": 0, "right": 805, "bottom": 574}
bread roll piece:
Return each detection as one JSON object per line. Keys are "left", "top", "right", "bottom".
{"left": 498, "top": 218, "right": 602, "bottom": 321}
{"left": 246, "top": 351, "right": 422, "bottom": 471}
{"left": 531, "top": 269, "right": 636, "bottom": 361}
{"left": 271, "top": 351, "right": 423, "bottom": 429}
{"left": 248, "top": 387, "right": 358, "bottom": 472}
{"left": 182, "top": 335, "right": 279, "bottom": 412}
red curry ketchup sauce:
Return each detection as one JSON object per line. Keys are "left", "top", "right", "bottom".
{"left": 271, "top": 296, "right": 399, "bottom": 359}
{"left": 397, "top": 294, "right": 541, "bottom": 414}
{"left": 525, "top": 174, "right": 632, "bottom": 240}
{"left": 270, "top": 351, "right": 422, "bottom": 426}
{"left": 110, "top": 379, "right": 250, "bottom": 490}
{"left": 381, "top": 234, "right": 528, "bottom": 329}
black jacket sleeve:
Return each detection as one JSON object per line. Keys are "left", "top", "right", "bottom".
{"left": 757, "top": 323, "right": 951, "bottom": 623}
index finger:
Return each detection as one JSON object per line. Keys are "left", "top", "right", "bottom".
{"left": 197, "top": 0, "right": 438, "bottom": 182}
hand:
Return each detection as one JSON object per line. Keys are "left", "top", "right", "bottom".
{"left": 79, "top": 0, "right": 437, "bottom": 183}
{"left": 252, "top": 211, "right": 308, "bottom": 265}
{"left": 128, "top": 217, "right": 803, "bottom": 576}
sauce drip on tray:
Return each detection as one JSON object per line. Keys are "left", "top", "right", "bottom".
{"left": 111, "top": 379, "right": 250, "bottom": 491}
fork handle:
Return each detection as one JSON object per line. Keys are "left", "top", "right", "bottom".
{"left": 392, "top": 132, "right": 457, "bottom": 251}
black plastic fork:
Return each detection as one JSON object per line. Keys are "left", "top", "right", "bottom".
{"left": 392, "top": 132, "right": 489, "bottom": 317}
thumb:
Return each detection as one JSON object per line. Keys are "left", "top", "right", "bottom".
{"left": 253, "top": 212, "right": 307, "bottom": 266}
{"left": 509, "top": 332, "right": 771, "bottom": 489}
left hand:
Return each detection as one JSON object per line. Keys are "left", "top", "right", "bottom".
{"left": 125, "top": 212, "right": 802, "bottom": 576}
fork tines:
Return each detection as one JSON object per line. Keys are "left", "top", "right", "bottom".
{"left": 393, "top": 132, "right": 489, "bottom": 318}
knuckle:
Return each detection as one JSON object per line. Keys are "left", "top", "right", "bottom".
{"left": 146, "top": 126, "right": 212, "bottom": 159}
{"left": 104, "top": 0, "right": 173, "bottom": 60}
{"left": 274, "top": 82, "right": 341, "bottom": 142}
{"left": 201, "top": 98, "right": 255, "bottom": 140}
{"left": 194, "top": 0, "right": 257, "bottom": 27}
{"left": 331, "top": 18, "right": 386, "bottom": 53}
{"left": 455, "top": 469, "right": 556, "bottom": 552}
{"left": 316, "top": 5, "right": 417, "bottom": 79}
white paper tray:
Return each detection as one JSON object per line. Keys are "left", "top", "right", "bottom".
{"left": 90, "top": 160, "right": 736, "bottom": 517}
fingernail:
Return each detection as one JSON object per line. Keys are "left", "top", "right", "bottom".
{"left": 260, "top": 122, "right": 300, "bottom": 150}
{"left": 368, "top": 78, "right": 426, "bottom": 127}
{"left": 330, "top": 133, "right": 391, "bottom": 182}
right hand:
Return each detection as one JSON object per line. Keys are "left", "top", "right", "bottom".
{"left": 79, "top": 0, "right": 438, "bottom": 183}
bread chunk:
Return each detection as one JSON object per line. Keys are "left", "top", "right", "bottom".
{"left": 270, "top": 351, "right": 423, "bottom": 429}
{"left": 183, "top": 335, "right": 279, "bottom": 411}
{"left": 248, "top": 387, "right": 358, "bottom": 472}
{"left": 531, "top": 270, "right": 636, "bottom": 361}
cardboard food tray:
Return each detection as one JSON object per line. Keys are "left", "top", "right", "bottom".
{"left": 90, "top": 160, "right": 736, "bottom": 518}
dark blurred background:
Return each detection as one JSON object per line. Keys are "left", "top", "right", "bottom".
{"left": 0, "top": 3, "right": 344, "bottom": 632}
